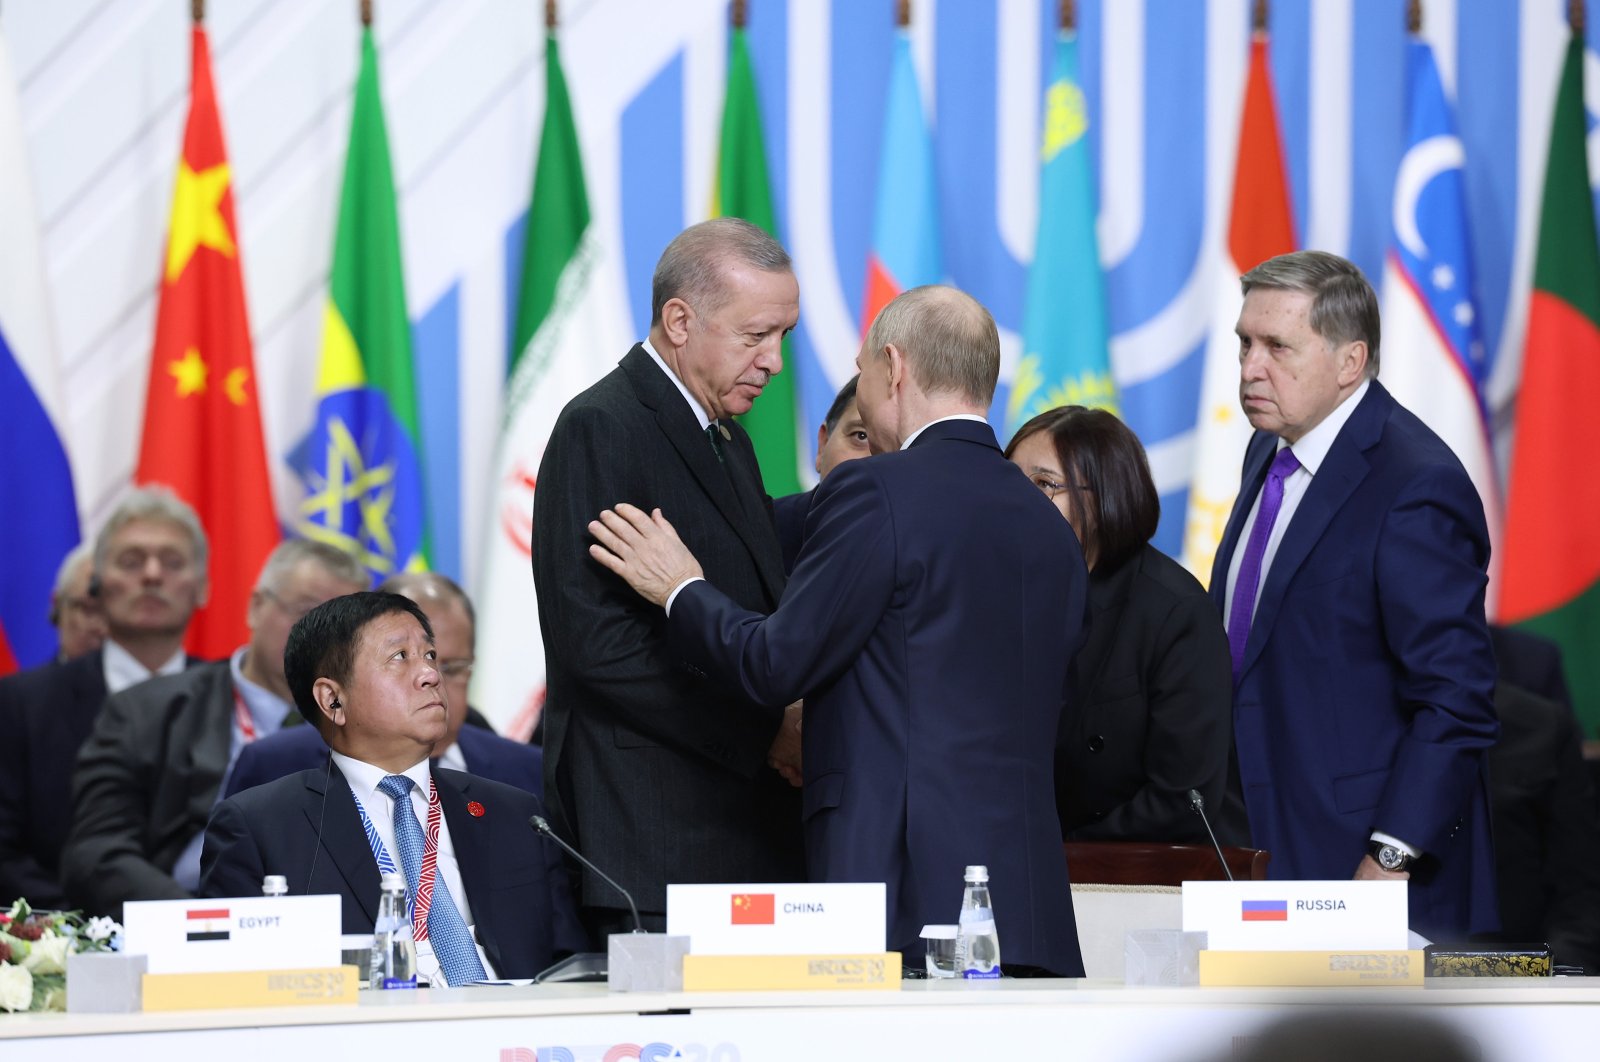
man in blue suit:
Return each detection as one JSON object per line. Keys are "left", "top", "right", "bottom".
{"left": 223, "top": 572, "right": 540, "bottom": 798}
{"left": 1211, "top": 250, "right": 1498, "bottom": 941}
{"left": 590, "top": 286, "right": 1088, "bottom": 976}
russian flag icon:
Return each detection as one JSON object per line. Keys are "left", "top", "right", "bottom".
{"left": 1241, "top": 899, "right": 1289, "bottom": 922}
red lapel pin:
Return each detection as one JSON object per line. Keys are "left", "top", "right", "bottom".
{"left": 467, "top": 801, "right": 485, "bottom": 818}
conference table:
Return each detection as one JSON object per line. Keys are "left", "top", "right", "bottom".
{"left": 3, "top": 977, "right": 1598, "bottom": 1061}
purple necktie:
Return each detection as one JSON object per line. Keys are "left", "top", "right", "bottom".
{"left": 1228, "top": 447, "right": 1301, "bottom": 683}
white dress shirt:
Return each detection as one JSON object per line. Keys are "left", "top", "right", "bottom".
{"left": 641, "top": 337, "right": 713, "bottom": 429}
{"left": 900, "top": 413, "right": 990, "bottom": 450}
{"left": 101, "top": 638, "right": 185, "bottom": 695}
{"left": 331, "top": 751, "right": 497, "bottom": 983}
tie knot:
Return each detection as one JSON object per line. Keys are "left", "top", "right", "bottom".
{"left": 378, "top": 774, "right": 414, "bottom": 801}
{"left": 1270, "top": 447, "right": 1301, "bottom": 480}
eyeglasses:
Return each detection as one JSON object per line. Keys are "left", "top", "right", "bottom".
{"left": 1028, "top": 474, "right": 1091, "bottom": 500}
{"left": 438, "top": 659, "right": 475, "bottom": 680}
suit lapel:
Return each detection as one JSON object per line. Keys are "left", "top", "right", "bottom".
{"left": 183, "top": 669, "right": 236, "bottom": 832}
{"left": 303, "top": 766, "right": 381, "bottom": 925}
{"left": 1237, "top": 385, "right": 1388, "bottom": 681}
{"left": 1077, "top": 556, "right": 1137, "bottom": 699}
{"left": 435, "top": 771, "right": 502, "bottom": 973}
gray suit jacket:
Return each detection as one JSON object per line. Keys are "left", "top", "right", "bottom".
{"left": 532, "top": 344, "right": 802, "bottom": 911}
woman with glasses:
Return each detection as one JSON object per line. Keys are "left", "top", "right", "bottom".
{"left": 1005, "top": 406, "right": 1243, "bottom": 845}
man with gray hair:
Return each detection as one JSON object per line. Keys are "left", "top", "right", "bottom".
{"left": 61, "top": 538, "right": 368, "bottom": 918}
{"left": 0, "top": 486, "right": 211, "bottom": 908}
{"left": 590, "top": 285, "right": 1089, "bottom": 975}
{"left": 533, "top": 218, "right": 803, "bottom": 936}
{"left": 1212, "top": 250, "right": 1498, "bottom": 940}
{"left": 48, "top": 543, "right": 106, "bottom": 661}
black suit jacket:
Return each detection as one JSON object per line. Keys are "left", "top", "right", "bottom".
{"left": 1490, "top": 625, "right": 1572, "bottom": 711}
{"left": 1484, "top": 683, "right": 1600, "bottom": 972}
{"left": 532, "top": 345, "right": 802, "bottom": 911}
{"left": 61, "top": 661, "right": 262, "bottom": 918}
{"left": 199, "top": 765, "right": 588, "bottom": 978}
{"left": 1057, "top": 544, "right": 1242, "bottom": 845}
{"left": 771, "top": 487, "right": 815, "bottom": 574}
{"left": 672, "top": 419, "right": 1088, "bottom": 975}
{"left": 0, "top": 650, "right": 111, "bottom": 906}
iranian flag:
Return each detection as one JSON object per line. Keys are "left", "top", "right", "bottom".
{"left": 1502, "top": 34, "right": 1600, "bottom": 732}
{"left": 471, "top": 31, "right": 624, "bottom": 739}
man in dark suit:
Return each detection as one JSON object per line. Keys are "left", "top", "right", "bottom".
{"left": 771, "top": 375, "right": 869, "bottom": 572}
{"left": 201, "top": 592, "right": 586, "bottom": 983}
{"left": 1210, "top": 250, "right": 1498, "bottom": 940}
{"left": 223, "top": 572, "right": 542, "bottom": 798}
{"left": 591, "top": 285, "right": 1088, "bottom": 976}
{"left": 61, "top": 539, "right": 368, "bottom": 918}
{"left": 533, "top": 219, "right": 804, "bottom": 935}
{"left": 0, "top": 486, "right": 209, "bottom": 908}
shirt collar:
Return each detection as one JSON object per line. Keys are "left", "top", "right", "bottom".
{"left": 331, "top": 750, "right": 432, "bottom": 805}
{"left": 228, "top": 647, "right": 295, "bottom": 730}
{"left": 1277, "top": 379, "right": 1370, "bottom": 475}
{"left": 436, "top": 741, "right": 467, "bottom": 774}
{"left": 102, "top": 638, "right": 186, "bottom": 695}
{"left": 642, "top": 337, "right": 713, "bottom": 431}
{"left": 901, "top": 413, "right": 990, "bottom": 451}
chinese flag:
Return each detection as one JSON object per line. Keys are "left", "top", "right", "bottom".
{"left": 136, "top": 24, "right": 278, "bottom": 660}
{"left": 730, "top": 893, "right": 775, "bottom": 925}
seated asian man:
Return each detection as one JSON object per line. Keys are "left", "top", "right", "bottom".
{"left": 198, "top": 592, "right": 586, "bottom": 984}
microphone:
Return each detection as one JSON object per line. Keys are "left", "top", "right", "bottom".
{"left": 1187, "top": 789, "right": 1235, "bottom": 883}
{"left": 529, "top": 815, "right": 643, "bottom": 934}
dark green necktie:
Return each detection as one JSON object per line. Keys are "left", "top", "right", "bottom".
{"left": 706, "top": 422, "right": 726, "bottom": 464}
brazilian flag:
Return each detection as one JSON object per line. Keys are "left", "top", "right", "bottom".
{"left": 289, "top": 26, "right": 425, "bottom": 581}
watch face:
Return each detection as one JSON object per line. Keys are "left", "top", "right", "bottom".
{"left": 1377, "top": 846, "right": 1406, "bottom": 871}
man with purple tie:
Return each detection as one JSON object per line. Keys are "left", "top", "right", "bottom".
{"left": 1211, "top": 250, "right": 1498, "bottom": 941}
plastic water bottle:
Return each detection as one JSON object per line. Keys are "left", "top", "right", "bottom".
{"left": 261, "top": 874, "right": 288, "bottom": 898}
{"left": 955, "top": 864, "right": 1002, "bottom": 979}
{"left": 370, "top": 872, "right": 418, "bottom": 990}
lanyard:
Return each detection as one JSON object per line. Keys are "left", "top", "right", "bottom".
{"left": 232, "top": 687, "right": 257, "bottom": 743}
{"left": 353, "top": 775, "right": 443, "bottom": 940}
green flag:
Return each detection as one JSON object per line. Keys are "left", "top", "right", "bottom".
{"left": 713, "top": 26, "right": 802, "bottom": 495}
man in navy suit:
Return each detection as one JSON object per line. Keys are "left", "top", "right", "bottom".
{"left": 771, "top": 374, "right": 870, "bottom": 572}
{"left": 223, "top": 572, "right": 541, "bottom": 798}
{"left": 591, "top": 286, "right": 1088, "bottom": 976}
{"left": 1211, "top": 250, "right": 1498, "bottom": 940}
{"left": 201, "top": 593, "right": 585, "bottom": 982}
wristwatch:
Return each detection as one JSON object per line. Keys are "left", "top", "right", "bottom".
{"left": 1370, "top": 842, "right": 1413, "bottom": 872}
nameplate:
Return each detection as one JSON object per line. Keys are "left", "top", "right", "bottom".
{"left": 1182, "top": 880, "right": 1408, "bottom": 952}
{"left": 1198, "top": 950, "right": 1423, "bottom": 987}
{"left": 122, "top": 895, "right": 341, "bottom": 973}
{"left": 141, "top": 965, "right": 359, "bottom": 1010}
{"left": 666, "top": 882, "right": 884, "bottom": 955}
{"left": 682, "top": 952, "right": 901, "bottom": 991}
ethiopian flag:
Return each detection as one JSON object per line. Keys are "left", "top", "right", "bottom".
{"left": 713, "top": 24, "right": 802, "bottom": 495}
{"left": 1502, "top": 34, "right": 1600, "bottom": 732}
{"left": 289, "top": 26, "right": 424, "bottom": 582}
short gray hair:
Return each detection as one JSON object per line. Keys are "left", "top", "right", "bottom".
{"left": 1240, "top": 250, "right": 1382, "bottom": 377}
{"left": 94, "top": 485, "right": 209, "bottom": 578}
{"left": 52, "top": 542, "right": 95, "bottom": 601}
{"left": 377, "top": 571, "right": 476, "bottom": 633}
{"left": 862, "top": 285, "right": 999, "bottom": 406}
{"left": 256, "top": 539, "right": 369, "bottom": 595}
{"left": 650, "top": 218, "right": 792, "bottom": 326}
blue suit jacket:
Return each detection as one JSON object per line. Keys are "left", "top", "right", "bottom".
{"left": 672, "top": 419, "right": 1088, "bottom": 975}
{"left": 224, "top": 721, "right": 542, "bottom": 800}
{"left": 1209, "top": 382, "right": 1499, "bottom": 938}
{"left": 771, "top": 488, "right": 815, "bottom": 574}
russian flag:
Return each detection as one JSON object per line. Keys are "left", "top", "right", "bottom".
{"left": 1241, "top": 899, "right": 1288, "bottom": 922}
{"left": 860, "top": 30, "right": 941, "bottom": 332}
{"left": 0, "top": 30, "right": 80, "bottom": 675}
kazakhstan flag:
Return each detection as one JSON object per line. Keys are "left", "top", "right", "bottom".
{"left": 289, "top": 27, "right": 425, "bottom": 582}
{"left": 1007, "top": 30, "right": 1116, "bottom": 436}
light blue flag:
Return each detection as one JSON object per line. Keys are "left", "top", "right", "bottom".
{"left": 1006, "top": 31, "right": 1115, "bottom": 437}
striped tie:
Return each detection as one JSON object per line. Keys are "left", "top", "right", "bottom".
{"left": 377, "top": 774, "right": 487, "bottom": 987}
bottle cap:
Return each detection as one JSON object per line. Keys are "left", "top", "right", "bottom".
{"left": 380, "top": 872, "right": 407, "bottom": 891}
{"left": 920, "top": 924, "right": 958, "bottom": 939}
{"left": 261, "top": 874, "right": 288, "bottom": 894}
{"left": 964, "top": 865, "right": 989, "bottom": 882}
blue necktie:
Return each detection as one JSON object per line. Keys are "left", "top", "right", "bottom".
{"left": 377, "top": 774, "right": 487, "bottom": 987}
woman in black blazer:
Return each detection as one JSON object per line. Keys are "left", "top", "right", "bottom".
{"left": 1006, "top": 406, "right": 1243, "bottom": 845}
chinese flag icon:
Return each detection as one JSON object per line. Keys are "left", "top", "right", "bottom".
{"left": 731, "top": 893, "right": 776, "bottom": 925}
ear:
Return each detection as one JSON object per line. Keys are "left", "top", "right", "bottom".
{"left": 1336, "top": 340, "right": 1368, "bottom": 387}
{"left": 814, "top": 424, "right": 830, "bottom": 474}
{"left": 313, "top": 678, "right": 346, "bottom": 731}
{"left": 245, "top": 588, "right": 268, "bottom": 633}
{"left": 660, "top": 297, "right": 693, "bottom": 348}
{"left": 883, "top": 343, "right": 907, "bottom": 390}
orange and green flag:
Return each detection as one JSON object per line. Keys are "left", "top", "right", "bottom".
{"left": 137, "top": 23, "right": 278, "bottom": 659}
{"left": 1503, "top": 34, "right": 1600, "bottom": 731}
{"left": 712, "top": 23, "right": 802, "bottom": 495}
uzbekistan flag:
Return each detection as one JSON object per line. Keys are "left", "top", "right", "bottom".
{"left": 0, "top": 27, "right": 80, "bottom": 675}
{"left": 860, "top": 30, "right": 940, "bottom": 332}
{"left": 1241, "top": 900, "right": 1288, "bottom": 922}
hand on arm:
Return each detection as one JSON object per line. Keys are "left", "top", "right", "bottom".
{"left": 767, "top": 702, "right": 803, "bottom": 787}
{"left": 588, "top": 503, "right": 705, "bottom": 608}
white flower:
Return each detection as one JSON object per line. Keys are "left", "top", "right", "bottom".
{"left": 21, "top": 936, "right": 70, "bottom": 976}
{"left": 84, "top": 917, "right": 120, "bottom": 945}
{"left": 0, "top": 963, "right": 33, "bottom": 1012}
